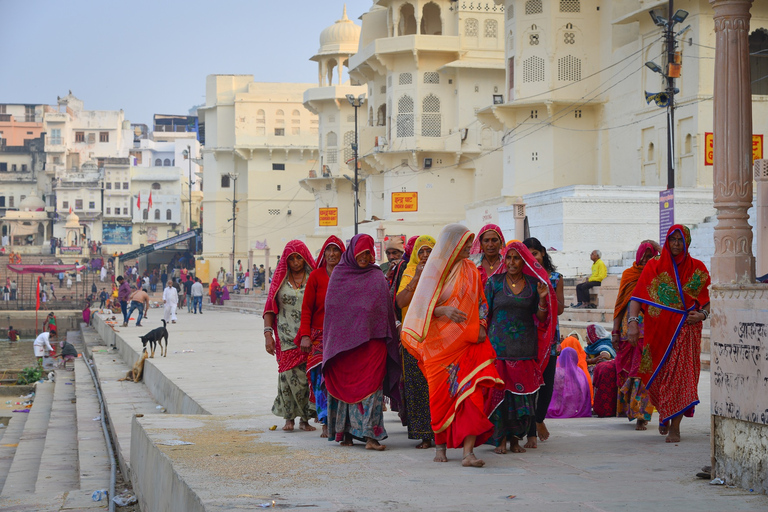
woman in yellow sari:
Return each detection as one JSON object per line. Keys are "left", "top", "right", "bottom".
{"left": 402, "top": 224, "right": 503, "bottom": 468}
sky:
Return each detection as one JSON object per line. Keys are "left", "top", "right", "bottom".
{"left": 0, "top": 0, "right": 370, "bottom": 125}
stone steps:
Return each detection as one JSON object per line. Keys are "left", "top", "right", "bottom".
{"left": 0, "top": 380, "right": 54, "bottom": 496}
{"left": 0, "top": 411, "right": 29, "bottom": 493}
{"left": 73, "top": 357, "right": 110, "bottom": 494}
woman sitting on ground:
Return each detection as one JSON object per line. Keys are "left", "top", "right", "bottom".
{"left": 547, "top": 347, "right": 593, "bottom": 418}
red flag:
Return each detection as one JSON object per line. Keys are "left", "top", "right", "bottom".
{"left": 36, "top": 276, "right": 41, "bottom": 311}
{"left": 137, "top": 192, "right": 141, "bottom": 209}
{"left": 69, "top": 206, "right": 72, "bottom": 214}
{"left": 148, "top": 191, "right": 153, "bottom": 209}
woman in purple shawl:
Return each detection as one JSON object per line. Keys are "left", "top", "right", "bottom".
{"left": 322, "top": 234, "right": 399, "bottom": 450}
{"left": 547, "top": 347, "right": 592, "bottom": 418}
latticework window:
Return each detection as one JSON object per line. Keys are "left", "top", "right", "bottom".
{"left": 326, "top": 131, "right": 338, "bottom": 147}
{"left": 424, "top": 72, "right": 440, "bottom": 84}
{"left": 485, "top": 20, "right": 498, "bottom": 38}
{"left": 380, "top": 85, "right": 386, "bottom": 94}
{"left": 347, "top": 115, "right": 355, "bottom": 123}
{"left": 268, "top": 209, "right": 281, "bottom": 216}
{"left": 507, "top": 4, "right": 514, "bottom": 19}
{"left": 397, "top": 95, "right": 414, "bottom": 138}
{"left": 523, "top": 56, "right": 545, "bottom": 83}
{"left": 422, "top": 95, "right": 441, "bottom": 137}
{"left": 564, "top": 32, "right": 575, "bottom": 44}
{"left": 560, "top": 0, "right": 580, "bottom": 13}
{"left": 399, "top": 73, "right": 413, "bottom": 85}
{"left": 557, "top": 55, "right": 582, "bottom": 81}
{"left": 465, "top": 18, "right": 478, "bottom": 37}
{"left": 525, "top": 0, "right": 543, "bottom": 15}
{"left": 530, "top": 33, "right": 540, "bottom": 45}
{"left": 343, "top": 131, "right": 355, "bottom": 163}
{"left": 326, "top": 150, "right": 338, "bottom": 164}
{"left": 256, "top": 109, "right": 265, "bottom": 124}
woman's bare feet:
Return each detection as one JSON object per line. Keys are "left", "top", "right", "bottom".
{"left": 635, "top": 419, "right": 648, "bottom": 431}
{"left": 462, "top": 452, "right": 485, "bottom": 467}
{"left": 665, "top": 416, "right": 682, "bottom": 443}
{"left": 339, "top": 433, "right": 354, "bottom": 446}
{"left": 658, "top": 423, "right": 669, "bottom": 436}
{"left": 524, "top": 436, "right": 538, "bottom": 449}
{"left": 494, "top": 436, "right": 507, "bottom": 454}
{"left": 415, "top": 439, "right": 433, "bottom": 449}
{"left": 282, "top": 419, "right": 295, "bottom": 431}
{"left": 320, "top": 425, "right": 328, "bottom": 438}
{"left": 510, "top": 438, "right": 526, "bottom": 453}
{"left": 299, "top": 420, "right": 316, "bottom": 432}
{"left": 365, "top": 438, "right": 386, "bottom": 451}
{"left": 434, "top": 444, "right": 448, "bottom": 463}
{"left": 537, "top": 422, "right": 550, "bottom": 441}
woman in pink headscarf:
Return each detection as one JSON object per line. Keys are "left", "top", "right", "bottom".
{"left": 469, "top": 224, "right": 506, "bottom": 287}
{"left": 547, "top": 347, "right": 593, "bottom": 418}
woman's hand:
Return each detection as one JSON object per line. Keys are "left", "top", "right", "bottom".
{"left": 686, "top": 310, "right": 706, "bottom": 325}
{"left": 413, "top": 263, "right": 426, "bottom": 281}
{"left": 536, "top": 281, "right": 549, "bottom": 298}
{"left": 477, "top": 325, "right": 487, "bottom": 343}
{"left": 265, "top": 332, "right": 276, "bottom": 355}
{"left": 300, "top": 335, "right": 311, "bottom": 353}
{"left": 434, "top": 306, "right": 468, "bottom": 323}
{"left": 627, "top": 321, "right": 639, "bottom": 347}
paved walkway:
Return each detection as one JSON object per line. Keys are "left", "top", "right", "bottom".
{"left": 104, "top": 307, "right": 768, "bottom": 511}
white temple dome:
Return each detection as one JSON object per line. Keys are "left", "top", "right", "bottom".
{"left": 65, "top": 211, "right": 80, "bottom": 228}
{"left": 19, "top": 192, "right": 45, "bottom": 211}
{"left": 318, "top": 5, "right": 361, "bottom": 55}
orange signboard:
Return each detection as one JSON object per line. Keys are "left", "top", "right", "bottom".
{"left": 705, "top": 132, "right": 763, "bottom": 166}
{"left": 319, "top": 207, "right": 338, "bottom": 226}
{"left": 391, "top": 192, "right": 418, "bottom": 212}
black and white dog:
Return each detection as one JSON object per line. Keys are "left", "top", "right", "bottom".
{"left": 139, "top": 320, "right": 169, "bottom": 358}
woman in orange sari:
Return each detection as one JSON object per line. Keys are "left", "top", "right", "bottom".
{"left": 402, "top": 224, "right": 503, "bottom": 468}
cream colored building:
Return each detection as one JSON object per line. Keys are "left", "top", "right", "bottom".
{"left": 199, "top": 77, "right": 319, "bottom": 271}
{"left": 345, "top": 0, "right": 507, "bottom": 248}
{"left": 478, "top": 0, "right": 768, "bottom": 273}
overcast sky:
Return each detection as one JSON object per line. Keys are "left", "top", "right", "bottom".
{"left": 0, "top": 0, "right": 369, "bottom": 125}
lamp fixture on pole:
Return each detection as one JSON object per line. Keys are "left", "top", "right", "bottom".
{"left": 346, "top": 93, "right": 366, "bottom": 235}
{"left": 182, "top": 146, "right": 194, "bottom": 232}
{"left": 227, "top": 172, "right": 239, "bottom": 276}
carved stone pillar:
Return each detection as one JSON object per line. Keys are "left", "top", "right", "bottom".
{"left": 710, "top": 0, "right": 755, "bottom": 284}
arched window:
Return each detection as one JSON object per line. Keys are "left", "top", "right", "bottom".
{"left": 507, "top": 4, "right": 514, "bottom": 19}
{"left": 420, "top": 2, "right": 441, "bottom": 35}
{"left": 163, "top": 158, "right": 171, "bottom": 166}
{"left": 151, "top": 182, "right": 161, "bottom": 190}
{"left": 154, "top": 158, "right": 162, "bottom": 166}
{"left": 292, "top": 109, "right": 301, "bottom": 117}
{"left": 276, "top": 109, "right": 284, "bottom": 117}
{"left": 397, "top": 95, "right": 414, "bottom": 138}
{"left": 166, "top": 209, "right": 172, "bottom": 220}
{"left": 465, "top": 18, "right": 478, "bottom": 37}
{"left": 327, "top": 131, "right": 338, "bottom": 147}
{"left": 485, "top": 20, "right": 498, "bottom": 38}
{"left": 256, "top": 109, "right": 266, "bottom": 123}
{"left": 399, "top": 72, "right": 413, "bottom": 85}
{"left": 398, "top": 4, "right": 417, "bottom": 35}
{"left": 377, "top": 104, "right": 387, "bottom": 126}
{"left": 750, "top": 29, "right": 768, "bottom": 95}
{"left": 422, "top": 95, "right": 441, "bottom": 137}
{"left": 142, "top": 209, "right": 148, "bottom": 220}
{"left": 154, "top": 209, "right": 160, "bottom": 220}
{"left": 423, "top": 72, "right": 440, "bottom": 84}
{"left": 525, "top": 0, "right": 543, "bottom": 15}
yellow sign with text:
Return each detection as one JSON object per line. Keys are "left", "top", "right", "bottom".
{"left": 318, "top": 207, "right": 338, "bottom": 226}
{"left": 391, "top": 192, "right": 418, "bottom": 212}
{"left": 705, "top": 132, "right": 763, "bottom": 166}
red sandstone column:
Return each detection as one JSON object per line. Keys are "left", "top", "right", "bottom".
{"left": 710, "top": 0, "right": 755, "bottom": 284}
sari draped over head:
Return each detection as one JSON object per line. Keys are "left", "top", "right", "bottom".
{"left": 398, "top": 235, "right": 437, "bottom": 319}
{"left": 631, "top": 225, "right": 710, "bottom": 422}
{"left": 560, "top": 335, "right": 593, "bottom": 403}
{"left": 315, "top": 235, "right": 345, "bottom": 270}
{"left": 403, "top": 235, "right": 419, "bottom": 261}
{"left": 469, "top": 224, "right": 507, "bottom": 283}
{"left": 402, "top": 224, "right": 503, "bottom": 448}
{"left": 209, "top": 278, "right": 219, "bottom": 298}
{"left": 614, "top": 242, "right": 659, "bottom": 320}
{"left": 322, "top": 234, "right": 400, "bottom": 402}
{"left": 584, "top": 324, "right": 616, "bottom": 358}
{"left": 547, "top": 347, "right": 593, "bottom": 418}
{"left": 263, "top": 240, "right": 316, "bottom": 373}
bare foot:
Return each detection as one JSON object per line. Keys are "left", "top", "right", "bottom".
{"left": 339, "top": 433, "right": 353, "bottom": 446}
{"left": 524, "top": 436, "right": 538, "bottom": 449}
{"left": 320, "top": 425, "right": 328, "bottom": 438}
{"left": 365, "top": 438, "right": 386, "bottom": 451}
{"left": 666, "top": 427, "right": 681, "bottom": 443}
{"left": 282, "top": 420, "right": 295, "bottom": 431}
{"left": 434, "top": 445, "right": 448, "bottom": 463}
{"left": 494, "top": 445, "right": 507, "bottom": 454}
{"left": 636, "top": 419, "right": 648, "bottom": 431}
{"left": 510, "top": 439, "right": 526, "bottom": 453}
{"left": 415, "top": 439, "right": 433, "bottom": 449}
{"left": 462, "top": 452, "right": 485, "bottom": 468}
{"left": 537, "top": 422, "right": 550, "bottom": 441}
{"left": 659, "top": 423, "right": 669, "bottom": 436}
{"left": 299, "top": 420, "right": 316, "bottom": 432}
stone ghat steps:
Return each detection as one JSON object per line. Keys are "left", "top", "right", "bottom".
{"left": 0, "top": 403, "right": 30, "bottom": 493}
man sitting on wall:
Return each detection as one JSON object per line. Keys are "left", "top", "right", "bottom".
{"left": 572, "top": 250, "right": 607, "bottom": 309}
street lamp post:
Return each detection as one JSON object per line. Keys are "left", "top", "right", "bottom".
{"left": 228, "top": 172, "right": 238, "bottom": 277}
{"left": 183, "top": 145, "right": 193, "bottom": 231}
{"left": 346, "top": 94, "right": 366, "bottom": 235}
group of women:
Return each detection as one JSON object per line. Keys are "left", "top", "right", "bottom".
{"left": 262, "top": 222, "right": 711, "bottom": 466}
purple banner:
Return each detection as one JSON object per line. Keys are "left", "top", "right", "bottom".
{"left": 659, "top": 189, "right": 675, "bottom": 245}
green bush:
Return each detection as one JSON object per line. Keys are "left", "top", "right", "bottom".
{"left": 17, "top": 366, "right": 42, "bottom": 385}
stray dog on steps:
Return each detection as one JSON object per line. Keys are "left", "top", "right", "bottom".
{"left": 139, "top": 319, "right": 169, "bottom": 358}
{"left": 119, "top": 350, "right": 148, "bottom": 383}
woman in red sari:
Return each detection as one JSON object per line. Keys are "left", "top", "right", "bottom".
{"left": 402, "top": 224, "right": 503, "bottom": 468}
{"left": 628, "top": 225, "right": 710, "bottom": 443}
{"left": 469, "top": 224, "right": 506, "bottom": 287}
{"left": 263, "top": 240, "right": 317, "bottom": 432}
{"left": 299, "top": 235, "right": 345, "bottom": 438}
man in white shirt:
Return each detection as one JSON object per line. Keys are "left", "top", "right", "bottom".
{"left": 190, "top": 277, "right": 204, "bottom": 314}
{"left": 162, "top": 280, "right": 179, "bottom": 324}
{"left": 34, "top": 330, "right": 56, "bottom": 369}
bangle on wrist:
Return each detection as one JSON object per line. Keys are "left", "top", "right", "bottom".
{"left": 627, "top": 316, "right": 640, "bottom": 324}
{"left": 611, "top": 331, "right": 620, "bottom": 335}
{"left": 700, "top": 309, "right": 709, "bottom": 320}
{"left": 263, "top": 327, "right": 274, "bottom": 334}
{"left": 538, "top": 305, "right": 548, "bottom": 312}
